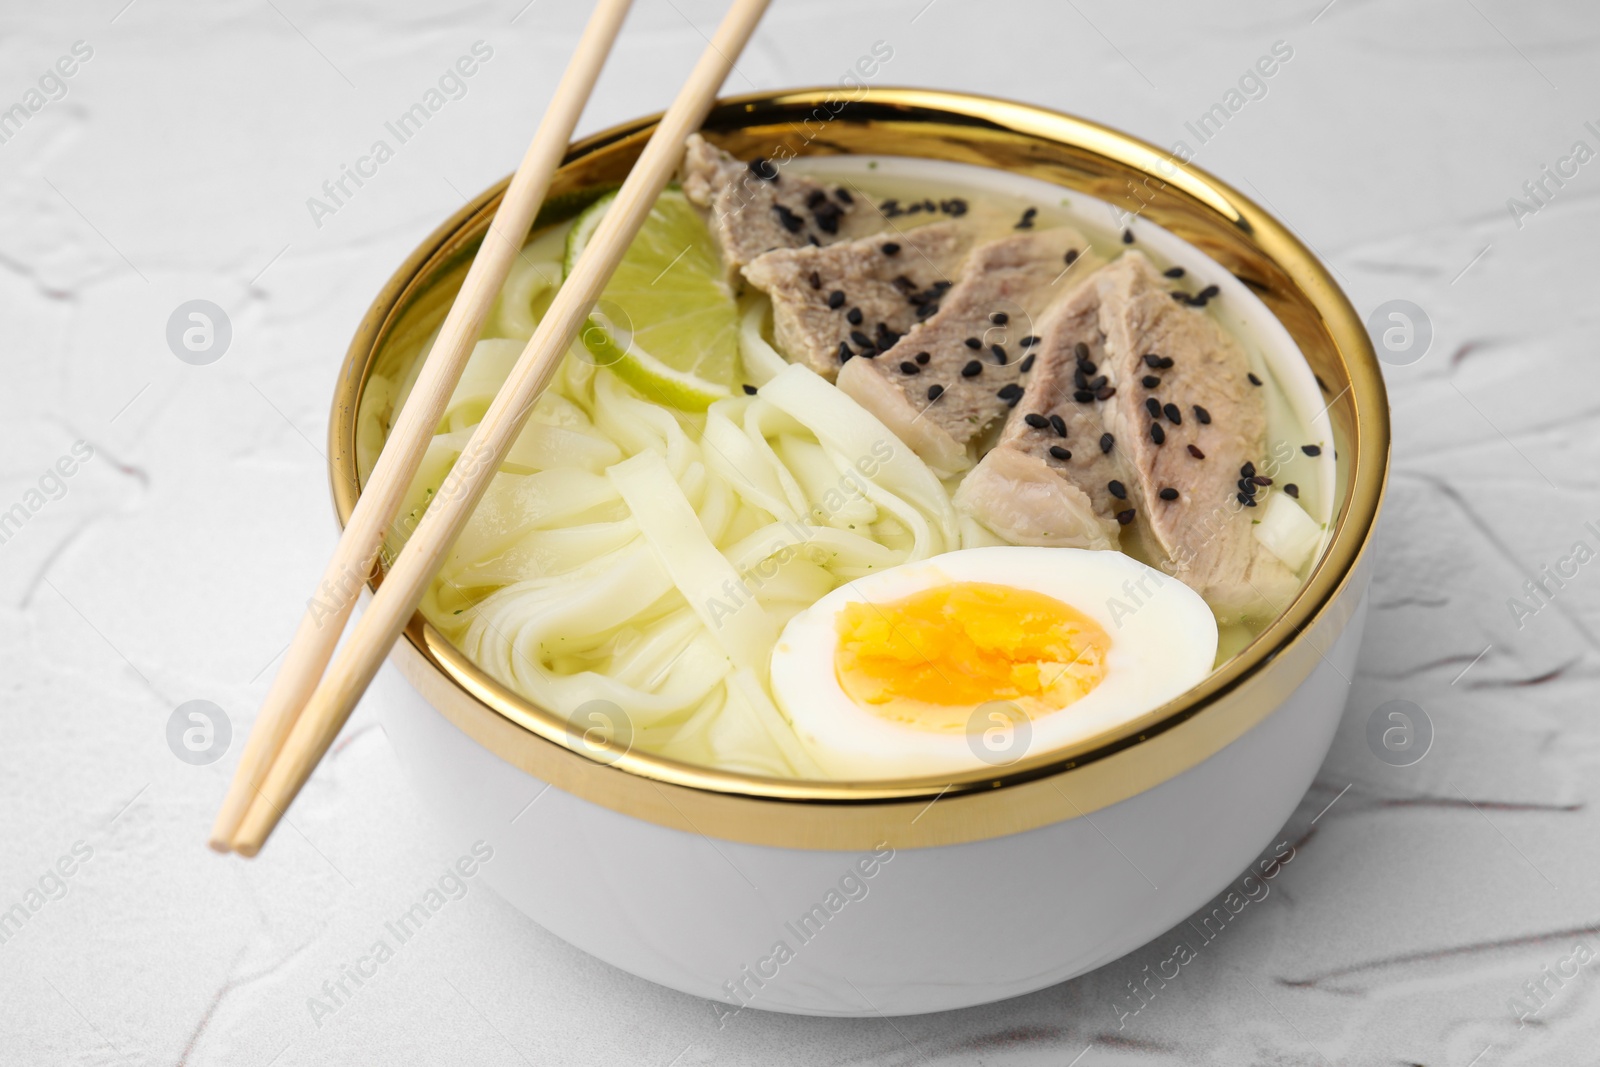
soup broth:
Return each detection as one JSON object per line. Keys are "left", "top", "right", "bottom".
{"left": 355, "top": 148, "right": 1334, "bottom": 779}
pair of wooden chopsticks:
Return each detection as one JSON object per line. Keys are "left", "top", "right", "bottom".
{"left": 211, "top": 0, "right": 773, "bottom": 856}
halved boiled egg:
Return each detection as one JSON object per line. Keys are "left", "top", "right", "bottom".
{"left": 768, "top": 546, "right": 1219, "bottom": 778}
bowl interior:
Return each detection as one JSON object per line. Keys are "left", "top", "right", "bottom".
{"left": 329, "top": 87, "right": 1388, "bottom": 847}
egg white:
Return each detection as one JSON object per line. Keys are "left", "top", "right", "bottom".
{"left": 768, "top": 546, "right": 1219, "bottom": 779}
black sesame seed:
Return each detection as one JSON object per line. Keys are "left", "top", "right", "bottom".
{"left": 742, "top": 384, "right": 758, "bottom": 395}
{"left": 915, "top": 351, "right": 930, "bottom": 365}
{"left": 858, "top": 347, "right": 878, "bottom": 359}
{"left": 836, "top": 342, "right": 852, "bottom": 362}
{"left": 1284, "top": 483, "right": 1300, "bottom": 499}
{"left": 1024, "top": 413, "right": 1051, "bottom": 430}
{"left": 927, "top": 384, "right": 944, "bottom": 401}
{"left": 991, "top": 344, "right": 1008, "bottom": 365}
{"left": 1074, "top": 370, "right": 1090, "bottom": 389}
{"left": 1116, "top": 508, "right": 1136, "bottom": 526}
{"left": 749, "top": 157, "right": 778, "bottom": 181}
{"left": 932, "top": 280, "right": 952, "bottom": 291}
{"left": 961, "top": 360, "right": 983, "bottom": 378}
{"left": 1108, "top": 480, "right": 1127, "bottom": 499}
{"left": 1142, "top": 375, "right": 1161, "bottom": 388}
{"left": 1100, "top": 433, "right": 1115, "bottom": 453}
{"left": 1143, "top": 354, "right": 1164, "bottom": 369}
{"left": 892, "top": 275, "right": 917, "bottom": 292}
{"left": 1302, "top": 444, "right": 1322, "bottom": 456}
{"left": 1087, "top": 375, "right": 1108, "bottom": 391}
{"left": 1172, "top": 291, "right": 1191, "bottom": 303}
{"left": 772, "top": 203, "right": 804, "bottom": 233}
{"left": 1163, "top": 403, "right": 1183, "bottom": 425}
{"left": 806, "top": 189, "right": 827, "bottom": 208}
{"left": 1049, "top": 445, "right": 1072, "bottom": 460}
{"left": 1241, "top": 462, "right": 1256, "bottom": 478}
{"left": 997, "top": 383, "right": 1024, "bottom": 400}
{"left": 940, "top": 197, "right": 968, "bottom": 216}
{"left": 1193, "top": 405, "right": 1212, "bottom": 425}
{"left": 1075, "top": 342, "right": 1091, "bottom": 360}
{"left": 1159, "top": 357, "right": 1175, "bottom": 369}
{"left": 1020, "top": 354, "right": 1037, "bottom": 373}
{"left": 882, "top": 242, "right": 901, "bottom": 256}
{"left": 1096, "top": 386, "right": 1116, "bottom": 401}
{"left": 1159, "top": 487, "right": 1179, "bottom": 501}
{"left": 1145, "top": 397, "right": 1161, "bottom": 419}
{"left": 1198, "top": 285, "right": 1219, "bottom": 301}
{"left": 900, "top": 361, "right": 920, "bottom": 375}
{"left": 964, "top": 337, "right": 982, "bottom": 350}
{"left": 846, "top": 307, "right": 864, "bottom": 325}
{"left": 1020, "top": 335, "right": 1040, "bottom": 347}
{"left": 990, "top": 312, "right": 1009, "bottom": 325}
{"left": 1048, "top": 414, "right": 1067, "bottom": 437}
{"left": 1150, "top": 423, "right": 1166, "bottom": 445}
{"left": 1064, "top": 248, "right": 1080, "bottom": 265}
{"left": 1245, "top": 497, "right": 1258, "bottom": 507}
{"left": 1163, "top": 266, "right": 1185, "bottom": 279}
{"left": 812, "top": 203, "right": 841, "bottom": 234}
{"left": 880, "top": 198, "right": 900, "bottom": 216}
{"left": 828, "top": 290, "right": 845, "bottom": 309}
{"left": 1252, "top": 475, "right": 1273, "bottom": 486}
{"left": 1187, "top": 444, "right": 1205, "bottom": 459}
{"left": 834, "top": 187, "right": 853, "bottom": 204}
{"left": 808, "top": 270, "right": 821, "bottom": 290}
{"left": 915, "top": 303, "right": 939, "bottom": 319}
{"left": 1074, "top": 390, "right": 1096, "bottom": 403}
{"left": 1122, "top": 228, "right": 1134, "bottom": 244}
{"left": 876, "top": 324, "right": 901, "bottom": 349}
{"left": 850, "top": 330, "right": 873, "bottom": 348}
{"left": 1237, "top": 492, "right": 1252, "bottom": 506}
{"left": 1015, "top": 207, "right": 1038, "bottom": 229}
{"left": 1238, "top": 479, "right": 1257, "bottom": 494}
{"left": 1248, "top": 373, "right": 1263, "bottom": 386}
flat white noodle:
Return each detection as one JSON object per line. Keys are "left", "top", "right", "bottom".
{"left": 738, "top": 298, "right": 789, "bottom": 386}
{"left": 400, "top": 233, "right": 970, "bottom": 778}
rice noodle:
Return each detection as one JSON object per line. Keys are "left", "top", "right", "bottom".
{"left": 396, "top": 287, "right": 964, "bottom": 776}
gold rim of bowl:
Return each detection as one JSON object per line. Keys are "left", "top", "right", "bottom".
{"left": 329, "top": 87, "right": 1391, "bottom": 850}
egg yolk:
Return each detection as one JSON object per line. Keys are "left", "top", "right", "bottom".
{"left": 833, "top": 581, "right": 1111, "bottom": 730}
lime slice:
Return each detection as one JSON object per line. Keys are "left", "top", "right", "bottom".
{"left": 564, "top": 187, "right": 740, "bottom": 411}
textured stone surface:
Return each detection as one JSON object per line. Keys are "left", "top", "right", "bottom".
{"left": 2, "top": 0, "right": 1596, "bottom": 1063}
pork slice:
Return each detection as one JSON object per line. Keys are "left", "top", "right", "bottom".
{"left": 740, "top": 222, "right": 972, "bottom": 380}
{"left": 680, "top": 134, "right": 859, "bottom": 274}
{"left": 953, "top": 269, "right": 1124, "bottom": 549}
{"left": 836, "top": 227, "right": 1096, "bottom": 477}
{"left": 1092, "top": 252, "right": 1301, "bottom": 621}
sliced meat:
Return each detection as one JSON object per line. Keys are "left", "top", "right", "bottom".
{"left": 953, "top": 272, "right": 1124, "bottom": 549}
{"left": 836, "top": 227, "right": 1095, "bottom": 477}
{"left": 740, "top": 222, "right": 972, "bottom": 380}
{"left": 1093, "top": 252, "right": 1299, "bottom": 620}
{"left": 680, "top": 133, "right": 858, "bottom": 274}
{"left": 952, "top": 446, "right": 1119, "bottom": 549}
{"left": 963, "top": 250, "right": 1299, "bottom": 620}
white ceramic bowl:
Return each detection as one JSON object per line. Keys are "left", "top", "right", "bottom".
{"left": 330, "top": 88, "right": 1389, "bottom": 1017}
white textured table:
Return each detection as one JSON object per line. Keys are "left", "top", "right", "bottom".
{"left": 3, "top": 1, "right": 1596, "bottom": 1063}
